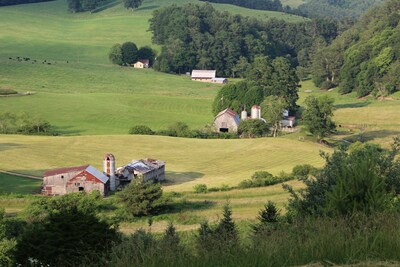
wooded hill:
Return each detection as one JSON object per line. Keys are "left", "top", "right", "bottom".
{"left": 311, "top": 0, "right": 400, "bottom": 97}
{"left": 297, "top": 0, "right": 385, "bottom": 20}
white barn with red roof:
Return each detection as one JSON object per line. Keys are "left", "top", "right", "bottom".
{"left": 214, "top": 108, "right": 240, "bottom": 133}
{"left": 42, "top": 165, "right": 109, "bottom": 196}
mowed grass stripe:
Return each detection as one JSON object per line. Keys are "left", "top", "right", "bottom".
{"left": 0, "top": 135, "right": 329, "bottom": 191}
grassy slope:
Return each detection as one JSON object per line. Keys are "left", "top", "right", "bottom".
{"left": 0, "top": 0, "right": 306, "bottom": 134}
{"left": 0, "top": 134, "right": 329, "bottom": 191}
{"left": 0, "top": 172, "right": 41, "bottom": 194}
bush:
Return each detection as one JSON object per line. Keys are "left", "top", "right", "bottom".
{"left": 286, "top": 140, "right": 400, "bottom": 218}
{"left": 193, "top": 184, "right": 207, "bottom": 193}
{"left": 238, "top": 119, "right": 269, "bottom": 138}
{"left": 129, "top": 125, "right": 154, "bottom": 135}
{"left": 292, "top": 164, "right": 319, "bottom": 179}
{"left": 239, "top": 171, "right": 293, "bottom": 189}
{"left": 118, "top": 181, "right": 168, "bottom": 216}
{"left": 0, "top": 88, "right": 17, "bottom": 95}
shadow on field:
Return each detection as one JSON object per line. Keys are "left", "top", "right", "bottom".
{"left": 166, "top": 200, "right": 216, "bottom": 214}
{"left": 0, "top": 143, "right": 24, "bottom": 151}
{"left": 136, "top": 5, "right": 159, "bottom": 11}
{"left": 343, "top": 130, "right": 400, "bottom": 143}
{"left": 164, "top": 171, "right": 204, "bottom": 185}
{"left": 335, "top": 101, "right": 370, "bottom": 109}
{"left": 55, "top": 126, "right": 82, "bottom": 135}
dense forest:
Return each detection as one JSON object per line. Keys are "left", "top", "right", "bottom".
{"left": 67, "top": 0, "right": 110, "bottom": 12}
{"left": 149, "top": 3, "right": 338, "bottom": 77}
{"left": 0, "top": 0, "right": 53, "bottom": 7}
{"left": 311, "top": 0, "right": 400, "bottom": 97}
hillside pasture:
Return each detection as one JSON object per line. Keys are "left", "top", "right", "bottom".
{"left": 299, "top": 81, "right": 400, "bottom": 148}
{"left": 0, "top": 134, "right": 329, "bottom": 191}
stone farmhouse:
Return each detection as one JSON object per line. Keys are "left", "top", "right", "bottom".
{"left": 133, "top": 59, "right": 149, "bottom": 68}
{"left": 42, "top": 153, "right": 165, "bottom": 196}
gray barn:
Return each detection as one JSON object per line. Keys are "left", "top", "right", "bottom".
{"left": 214, "top": 108, "right": 240, "bottom": 133}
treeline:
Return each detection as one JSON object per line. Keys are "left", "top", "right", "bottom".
{"left": 0, "top": 112, "right": 53, "bottom": 135}
{"left": 0, "top": 0, "right": 54, "bottom": 7}
{"left": 149, "top": 3, "right": 339, "bottom": 77}
{"left": 67, "top": 0, "right": 109, "bottom": 12}
{"left": 199, "top": 0, "right": 283, "bottom": 12}
{"left": 311, "top": 0, "right": 400, "bottom": 97}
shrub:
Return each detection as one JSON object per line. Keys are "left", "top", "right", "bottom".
{"left": 239, "top": 171, "right": 293, "bottom": 189}
{"left": 129, "top": 125, "right": 154, "bottom": 135}
{"left": 292, "top": 164, "right": 319, "bottom": 179}
{"left": 0, "top": 88, "right": 17, "bottom": 95}
{"left": 238, "top": 119, "right": 269, "bottom": 138}
{"left": 193, "top": 184, "right": 207, "bottom": 193}
{"left": 118, "top": 181, "right": 168, "bottom": 216}
{"left": 286, "top": 139, "right": 400, "bottom": 218}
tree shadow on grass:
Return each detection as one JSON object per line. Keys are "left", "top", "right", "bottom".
{"left": 0, "top": 143, "right": 24, "bottom": 151}
{"left": 164, "top": 171, "right": 204, "bottom": 186}
{"left": 343, "top": 130, "right": 400, "bottom": 143}
{"left": 135, "top": 5, "right": 159, "bottom": 11}
{"left": 335, "top": 101, "right": 370, "bottom": 109}
{"left": 54, "top": 126, "right": 82, "bottom": 136}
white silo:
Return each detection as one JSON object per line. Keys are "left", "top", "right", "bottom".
{"left": 241, "top": 110, "right": 248, "bottom": 120}
{"left": 251, "top": 105, "right": 261, "bottom": 119}
{"left": 103, "top": 153, "right": 117, "bottom": 191}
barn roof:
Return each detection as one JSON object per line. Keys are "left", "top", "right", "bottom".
{"left": 117, "top": 159, "right": 165, "bottom": 174}
{"left": 85, "top": 165, "right": 109, "bottom": 184}
{"left": 44, "top": 165, "right": 89, "bottom": 177}
{"left": 215, "top": 108, "right": 240, "bottom": 125}
{"left": 191, "top": 70, "right": 216, "bottom": 79}
{"left": 216, "top": 108, "right": 238, "bottom": 118}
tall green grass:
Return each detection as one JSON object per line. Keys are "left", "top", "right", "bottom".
{"left": 107, "top": 213, "right": 400, "bottom": 267}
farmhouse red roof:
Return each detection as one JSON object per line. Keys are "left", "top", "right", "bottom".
{"left": 43, "top": 165, "right": 89, "bottom": 177}
{"left": 138, "top": 59, "right": 149, "bottom": 64}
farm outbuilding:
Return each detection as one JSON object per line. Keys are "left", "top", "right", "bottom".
{"left": 42, "top": 165, "right": 109, "bottom": 196}
{"left": 214, "top": 108, "right": 240, "bottom": 133}
{"left": 116, "top": 158, "right": 165, "bottom": 183}
{"left": 211, "top": 78, "right": 228, "bottom": 84}
{"left": 191, "top": 70, "right": 216, "bottom": 82}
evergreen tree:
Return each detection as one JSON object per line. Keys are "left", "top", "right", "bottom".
{"left": 118, "top": 181, "right": 165, "bottom": 216}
